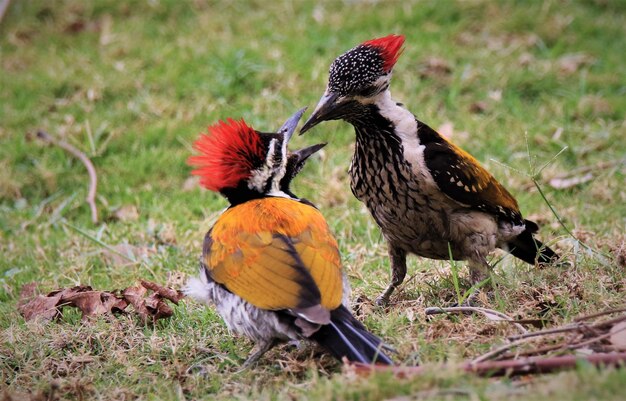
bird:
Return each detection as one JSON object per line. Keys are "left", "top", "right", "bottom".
{"left": 300, "top": 34, "right": 560, "bottom": 306}
{"left": 184, "top": 108, "right": 393, "bottom": 367}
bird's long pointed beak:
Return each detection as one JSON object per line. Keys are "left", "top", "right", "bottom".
{"left": 294, "top": 142, "right": 327, "bottom": 163}
{"left": 278, "top": 107, "right": 307, "bottom": 145}
{"left": 300, "top": 92, "right": 340, "bottom": 135}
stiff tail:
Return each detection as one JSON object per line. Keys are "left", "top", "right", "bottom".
{"left": 508, "top": 222, "right": 559, "bottom": 266}
{"left": 310, "top": 305, "right": 394, "bottom": 365}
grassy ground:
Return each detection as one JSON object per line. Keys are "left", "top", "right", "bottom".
{"left": 1, "top": 0, "right": 625, "bottom": 399}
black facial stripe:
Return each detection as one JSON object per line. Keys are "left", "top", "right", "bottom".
{"left": 329, "top": 45, "right": 384, "bottom": 96}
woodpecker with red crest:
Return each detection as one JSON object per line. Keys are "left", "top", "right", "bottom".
{"left": 184, "top": 108, "right": 393, "bottom": 367}
{"left": 300, "top": 35, "right": 560, "bottom": 306}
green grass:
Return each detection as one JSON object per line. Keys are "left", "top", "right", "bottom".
{"left": 1, "top": 0, "right": 625, "bottom": 399}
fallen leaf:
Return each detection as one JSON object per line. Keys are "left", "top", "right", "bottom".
{"left": 557, "top": 53, "right": 595, "bottom": 75}
{"left": 609, "top": 321, "right": 626, "bottom": 351}
{"left": 576, "top": 95, "right": 613, "bottom": 118}
{"left": 418, "top": 57, "right": 452, "bottom": 79}
{"left": 112, "top": 205, "right": 139, "bottom": 222}
{"left": 63, "top": 289, "right": 128, "bottom": 320}
{"left": 549, "top": 173, "right": 593, "bottom": 189}
{"left": 123, "top": 284, "right": 151, "bottom": 322}
{"left": 18, "top": 284, "right": 65, "bottom": 321}
{"left": 140, "top": 280, "right": 184, "bottom": 304}
{"left": 469, "top": 101, "right": 489, "bottom": 114}
{"left": 145, "top": 293, "right": 174, "bottom": 320}
{"left": 18, "top": 280, "right": 183, "bottom": 324}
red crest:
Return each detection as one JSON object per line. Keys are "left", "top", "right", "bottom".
{"left": 187, "top": 118, "right": 264, "bottom": 192}
{"left": 363, "top": 34, "right": 405, "bottom": 72}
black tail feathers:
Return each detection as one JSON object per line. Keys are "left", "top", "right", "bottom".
{"left": 311, "top": 306, "right": 394, "bottom": 365}
{"left": 508, "top": 222, "right": 559, "bottom": 266}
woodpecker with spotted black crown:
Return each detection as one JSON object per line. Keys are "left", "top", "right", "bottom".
{"left": 184, "top": 108, "right": 393, "bottom": 367}
{"left": 300, "top": 35, "right": 560, "bottom": 306}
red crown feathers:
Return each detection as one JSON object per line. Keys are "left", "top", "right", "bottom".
{"left": 363, "top": 34, "right": 405, "bottom": 73}
{"left": 187, "top": 118, "right": 264, "bottom": 192}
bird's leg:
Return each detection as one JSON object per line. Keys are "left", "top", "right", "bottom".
{"left": 376, "top": 246, "right": 407, "bottom": 306}
{"left": 468, "top": 258, "right": 491, "bottom": 285}
{"left": 240, "top": 339, "right": 279, "bottom": 370}
{"left": 463, "top": 254, "right": 493, "bottom": 306}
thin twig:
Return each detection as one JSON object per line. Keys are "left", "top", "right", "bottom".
{"left": 471, "top": 337, "right": 535, "bottom": 363}
{"left": 349, "top": 353, "right": 626, "bottom": 378}
{"left": 574, "top": 307, "right": 626, "bottom": 322}
{"left": 36, "top": 131, "right": 99, "bottom": 223}
{"left": 425, "top": 306, "right": 528, "bottom": 334}
{"left": 565, "top": 324, "right": 626, "bottom": 351}
{"left": 501, "top": 341, "right": 571, "bottom": 359}
{"left": 507, "top": 323, "right": 581, "bottom": 341}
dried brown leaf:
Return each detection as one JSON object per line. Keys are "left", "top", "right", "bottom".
{"left": 609, "top": 321, "right": 626, "bottom": 351}
{"left": 18, "top": 293, "right": 63, "bottom": 321}
{"left": 123, "top": 285, "right": 151, "bottom": 322}
{"left": 469, "top": 101, "right": 489, "bottom": 114}
{"left": 18, "top": 280, "right": 181, "bottom": 325}
{"left": 112, "top": 205, "right": 139, "bottom": 222}
{"left": 140, "top": 280, "right": 184, "bottom": 304}
{"left": 557, "top": 53, "right": 595, "bottom": 75}
{"left": 418, "top": 57, "right": 451, "bottom": 79}
{"left": 62, "top": 290, "right": 128, "bottom": 320}
{"left": 145, "top": 294, "right": 174, "bottom": 320}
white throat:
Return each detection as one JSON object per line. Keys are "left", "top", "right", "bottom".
{"left": 367, "top": 90, "right": 433, "bottom": 184}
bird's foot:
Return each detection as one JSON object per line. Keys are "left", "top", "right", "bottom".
{"left": 375, "top": 293, "right": 391, "bottom": 307}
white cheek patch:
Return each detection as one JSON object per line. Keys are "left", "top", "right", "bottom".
{"left": 271, "top": 138, "right": 290, "bottom": 194}
{"left": 248, "top": 139, "right": 277, "bottom": 192}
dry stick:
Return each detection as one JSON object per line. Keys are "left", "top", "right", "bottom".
{"left": 507, "top": 314, "right": 626, "bottom": 342}
{"left": 425, "top": 306, "right": 528, "bottom": 334}
{"left": 507, "top": 324, "right": 582, "bottom": 342}
{"left": 36, "top": 131, "right": 98, "bottom": 223}
{"left": 481, "top": 315, "right": 626, "bottom": 363}
{"left": 349, "top": 353, "right": 626, "bottom": 378}
{"left": 471, "top": 337, "right": 536, "bottom": 363}
{"left": 574, "top": 307, "right": 626, "bottom": 322}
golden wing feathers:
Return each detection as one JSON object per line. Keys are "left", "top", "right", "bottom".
{"left": 203, "top": 198, "right": 343, "bottom": 312}
{"left": 424, "top": 136, "right": 523, "bottom": 223}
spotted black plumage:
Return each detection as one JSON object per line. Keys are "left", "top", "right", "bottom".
{"left": 301, "top": 35, "right": 560, "bottom": 305}
{"left": 329, "top": 45, "right": 386, "bottom": 97}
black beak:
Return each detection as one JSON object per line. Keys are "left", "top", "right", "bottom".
{"left": 293, "top": 143, "right": 327, "bottom": 164}
{"left": 300, "top": 92, "right": 341, "bottom": 134}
